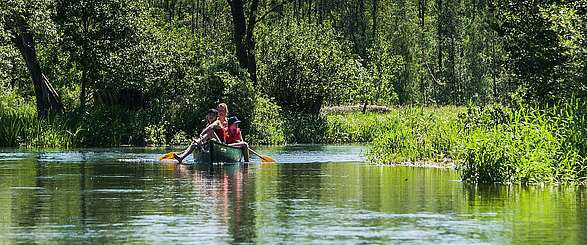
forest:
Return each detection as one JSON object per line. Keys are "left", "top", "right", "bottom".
{"left": 1, "top": 0, "right": 586, "bottom": 182}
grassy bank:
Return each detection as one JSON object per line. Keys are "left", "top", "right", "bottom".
{"left": 0, "top": 93, "right": 391, "bottom": 148}
{"left": 367, "top": 106, "right": 464, "bottom": 165}
{"left": 367, "top": 102, "right": 587, "bottom": 184}
{"left": 0, "top": 93, "right": 76, "bottom": 148}
{"left": 460, "top": 102, "right": 587, "bottom": 184}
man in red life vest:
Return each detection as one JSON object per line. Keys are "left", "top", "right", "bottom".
{"left": 225, "top": 116, "right": 250, "bottom": 162}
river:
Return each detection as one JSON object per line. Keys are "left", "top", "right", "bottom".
{"left": 0, "top": 145, "right": 585, "bottom": 244}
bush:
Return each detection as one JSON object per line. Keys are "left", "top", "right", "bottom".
{"left": 247, "top": 96, "right": 285, "bottom": 145}
{"left": 282, "top": 112, "right": 329, "bottom": 143}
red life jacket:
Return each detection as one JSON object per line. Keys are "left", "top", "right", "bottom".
{"left": 225, "top": 128, "right": 242, "bottom": 144}
{"left": 215, "top": 127, "right": 227, "bottom": 142}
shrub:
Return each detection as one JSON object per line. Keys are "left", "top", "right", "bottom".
{"left": 247, "top": 96, "right": 285, "bottom": 145}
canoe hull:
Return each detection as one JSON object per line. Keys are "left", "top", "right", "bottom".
{"left": 193, "top": 141, "right": 243, "bottom": 164}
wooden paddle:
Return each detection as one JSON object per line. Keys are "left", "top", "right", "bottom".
{"left": 249, "top": 148, "right": 276, "bottom": 163}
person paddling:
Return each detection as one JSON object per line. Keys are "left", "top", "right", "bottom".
{"left": 225, "top": 116, "right": 250, "bottom": 162}
{"left": 174, "top": 108, "right": 223, "bottom": 163}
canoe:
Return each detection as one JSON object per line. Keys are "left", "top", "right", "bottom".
{"left": 193, "top": 140, "right": 243, "bottom": 164}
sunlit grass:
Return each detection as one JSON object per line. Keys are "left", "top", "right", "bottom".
{"left": 0, "top": 93, "right": 74, "bottom": 148}
{"left": 460, "top": 102, "right": 587, "bottom": 184}
{"left": 366, "top": 106, "right": 464, "bottom": 164}
{"left": 367, "top": 102, "right": 587, "bottom": 184}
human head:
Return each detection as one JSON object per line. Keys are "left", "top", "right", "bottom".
{"left": 217, "top": 103, "right": 228, "bottom": 118}
{"left": 206, "top": 108, "right": 218, "bottom": 123}
{"left": 227, "top": 116, "right": 241, "bottom": 129}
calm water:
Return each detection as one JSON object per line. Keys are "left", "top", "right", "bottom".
{"left": 0, "top": 145, "right": 586, "bottom": 244}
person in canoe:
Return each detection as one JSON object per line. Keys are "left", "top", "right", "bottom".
{"left": 217, "top": 103, "right": 229, "bottom": 129}
{"left": 173, "top": 108, "right": 226, "bottom": 163}
{"left": 225, "top": 116, "right": 250, "bottom": 162}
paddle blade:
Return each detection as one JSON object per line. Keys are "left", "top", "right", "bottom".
{"left": 260, "top": 155, "right": 276, "bottom": 163}
{"left": 159, "top": 152, "right": 177, "bottom": 161}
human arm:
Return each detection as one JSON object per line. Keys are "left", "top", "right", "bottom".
{"left": 237, "top": 129, "right": 244, "bottom": 143}
{"left": 199, "top": 120, "right": 221, "bottom": 138}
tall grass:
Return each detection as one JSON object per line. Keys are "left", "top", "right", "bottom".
{"left": 367, "top": 106, "right": 464, "bottom": 164}
{"left": 367, "top": 101, "right": 587, "bottom": 184}
{"left": 0, "top": 93, "right": 75, "bottom": 148}
{"left": 460, "top": 102, "right": 587, "bottom": 184}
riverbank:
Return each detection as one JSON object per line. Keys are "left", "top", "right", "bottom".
{"left": 0, "top": 92, "right": 390, "bottom": 147}
{"left": 3, "top": 91, "right": 586, "bottom": 184}
{"left": 368, "top": 102, "right": 587, "bottom": 184}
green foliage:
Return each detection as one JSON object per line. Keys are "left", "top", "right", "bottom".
{"left": 247, "top": 96, "right": 285, "bottom": 145}
{"left": 460, "top": 102, "right": 587, "bottom": 183}
{"left": 0, "top": 92, "right": 75, "bottom": 148}
{"left": 368, "top": 107, "right": 464, "bottom": 164}
{"left": 324, "top": 112, "right": 388, "bottom": 144}
{"left": 367, "top": 102, "right": 587, "bottom": 184}
{"left": 257, "top": 22, "right": 368, "bottom": 113}
{"left": 144, "top": 123, "right": 168, "bottom": 146}
{"left": 496, "top": 0, "right": 587, "bottom": 103}
{"left": 281, "top": 112, "right": 329, "bottom": 143}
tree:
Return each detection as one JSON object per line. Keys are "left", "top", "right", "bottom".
{"left": 3, "top": 0, "right": 64, "bottom": 118}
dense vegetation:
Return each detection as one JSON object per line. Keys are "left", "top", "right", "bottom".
{"left": 367, "top": 103, "right": 587, "bottom": 184}
{"left": 1, "top": 0, "right": 586, "bottom": 183}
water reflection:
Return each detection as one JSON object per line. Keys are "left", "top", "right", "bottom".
{"left": 463, "top": 184, "right": 587, "bottom": 244}
{"left": 173, "top": 163, "right": 257, "bottom": 243}
{"left": 0, "top": 147, "right": 586, "bottom": 244}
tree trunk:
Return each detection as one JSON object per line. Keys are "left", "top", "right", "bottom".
{"left": 201, "top": 0, "right": 206, "bottom": 34}
{"left": 436, "top": 0, "right": 443, "bottom": 101}
{"left": 227, "top": 0, "right": 259, "bottom": 85}
{"left": 171, "top": 0, "right": 176, "bottom": 20}
{"left": 419, "top": 0, "right": 427, "bottom": 103}
{"left": 12, "top": 25, "right": 64, "bottom": 118}
{"left": 191, "top": 0, "right": 195, "bottom": 33}
{"left": 80, "top": 67, "right": 88, "bottom": 112}
{"left": 245, "top": 0, "right": 259, "bottom": 85}
{"left": 165, "top": 0, "right": 170, "bottom": 20}
{"left": 369, "top": 0, "right": 379, "bottom": 107}
{"left": 228, "top": 0, "right": 249, "bottom": 70}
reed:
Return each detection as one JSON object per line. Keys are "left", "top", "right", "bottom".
{"left": 0, "top": 93, "right": 74, "bottom": 148}
{"left": 367, "top": 106, "right": 464, "bottom": 164}
{"left": 460, "top": 101, "right": 587, "bottom": 184}
{"left": 368, "top": 101, "right": 587, "bottom": 184}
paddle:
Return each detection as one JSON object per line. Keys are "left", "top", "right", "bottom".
{"left": 248, "top": 148, "right": 276, "bottom": 163}
{"left": 159, "top": 151, "right": 178, "bottom": 161}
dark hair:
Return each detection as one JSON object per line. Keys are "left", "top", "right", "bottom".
{"left": 228, "top": 116, "right": 241, "bottom": 125}
{"left": 207, "top": 108, "right": 219, "bottom": 115}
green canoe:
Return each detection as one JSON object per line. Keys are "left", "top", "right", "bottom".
{"left": 193, "top": 140, "right": 243, "bottom": 164}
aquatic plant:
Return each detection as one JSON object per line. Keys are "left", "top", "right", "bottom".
{"left": 460, "top": 101, "right": 587, "bottom": 184}
{"left": 368, "top": 101, "right": 587, "bottom": 184}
